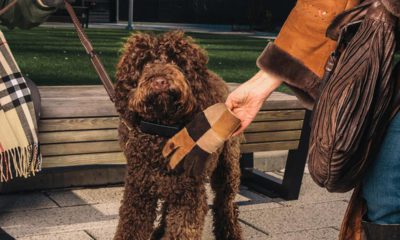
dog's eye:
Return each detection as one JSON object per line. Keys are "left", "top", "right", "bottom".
{"left": 122, "top": 80, "right": 136, "bottom": 90}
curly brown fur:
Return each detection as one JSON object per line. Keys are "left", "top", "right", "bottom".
{"left": 113, "top": 31, "right": 243, "bottom": 240}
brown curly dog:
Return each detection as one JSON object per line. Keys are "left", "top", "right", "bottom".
{"left": 113, "top": 31, "right": 243, "bottom": 240}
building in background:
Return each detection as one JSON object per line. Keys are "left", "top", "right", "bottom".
{"left": 52, "top": 0, "right": 295, "bottom": 31}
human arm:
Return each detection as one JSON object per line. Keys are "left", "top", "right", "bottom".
{"left": 226, "top": 0, "right": 361, "bottom": 135}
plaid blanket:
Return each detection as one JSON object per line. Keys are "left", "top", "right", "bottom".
{"left": 0, "top": 31, "right": 41, "bottom": 182}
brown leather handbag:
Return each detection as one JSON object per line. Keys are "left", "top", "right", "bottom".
{"left": 308, "top": 0, "right": 399, "bottom": 192}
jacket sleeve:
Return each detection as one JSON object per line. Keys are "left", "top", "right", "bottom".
{"left": 256, "top": 0, "right": 360, "bottom": 109}
{"left": 0, "top": 0, "right": 56, "bottom": 30}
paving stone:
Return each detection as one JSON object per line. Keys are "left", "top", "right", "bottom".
{"left": 47, "top": 184, "right": 261, "bottom": 208}
{"left": 85, "top": 212, "right": 268, "bottom": 240}
{"left": 0, "top": 203, "right": 119, "bottom": 238}
{"left": 206, "top": 184, "right": 271, "bottom": 205}
{"left": 17, "top": 231, "right": 93, "bottom": 240}
{"left": 0, "top": 192, "right": 58, "bottom": 212}
{"left": 202, "top": 213, "right": 268, "bottom": 240}
{"left": 46, "top": 186, "right": 123, "bottom": 207}
{"left": 276, "top": 174, "right": 352, "bottom": 207}
{"left": 266, "top": 227, "right": 339, "bottom": 240}
{"left": 239, "top": 200, "right": 283, "bottom": 212}
{"left": 310, "top": 227, "right": 340, "bottom": 239}
{"left": 239, "top": 188, "right": 270, "bottom": 202}
{"left": 254, "top": 150, "right": 288, "bottom": 172}
{"left": 202, "top": 222, "right": 268, "bottom": 240}
{"left": 239, "top": 201, "right": 348, "bottom": 234}
{"left": 85, "top": 226, "right": 116, "bottom": 240}
{"left": 205, "top": 185, "right": 250, "bottom": 205}
{"left": 235, "top": 191, "right": 252, "bottom": 203}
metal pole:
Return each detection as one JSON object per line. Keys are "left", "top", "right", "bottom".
{"left": 127, "top": 0, "right": 133, "bottom": 30}
{"left": 116, "top": 0, "right": 119, "bottom": 22}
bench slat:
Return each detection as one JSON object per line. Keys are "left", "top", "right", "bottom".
{"left": 42, "top": 152, "right": 126, "bottom": 168}
{"left": 41, "top": 141, "right": 300, "bottom": 167}
{"left": 41, "top": 98, "right": 302, "bottom": 118}
{"left": 40, "top": 83, "right": 295, "bottom": 100}
{"left": 241, "top": 141, "right": 300, "bottom": 153}
{"left": 38, "top": 110, "right": 305, "bottom": 133}
{"left": 41, "top": 141, "right": 121, "bottom": 156}
{"left": 260, "top": 100, "right": 303, "bottom": 110}
{"left": 38, "top": 85, "right": 302, "bottom": 119}
{"left": 39, "top": 124, "right": 303, "bottom": 144}
{"left": 41, "top": 131, "right": 301, "bottom": 156}
{"left": 39, "top": 85, "right": 111, "bottom": 99}
{"left": 40, "top": 129, "right": 118, "bottom": 144}
{"left": 254, "top": 110, "right": 305, "bottom": 122}
{"left": 39, "top": 117, "right": 119, "bottom": 132}
{"left": 41, "top": 99, "right": 117, "bottom": 118}
{"left": 39, "top": 110, "right": 304, "bottom": 132}
{"left": 245, "top": 120, "right": 303, "bottom": 133}
{"left": 244, "top": 130, "right": 301, "bottom": 143}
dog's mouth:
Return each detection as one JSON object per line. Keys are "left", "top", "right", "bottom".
{"left": 151, "top": 87, "right": 181, "bottom": 99}
{"left": 129, "top": 87, "right": 196, "bottom": 124}
{"left": 145, "top": 88, "right": 182, "bottom": 111}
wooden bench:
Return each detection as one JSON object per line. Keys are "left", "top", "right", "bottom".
{"left": 0, "top": 84, "right": 310, "bottom": 200}
{"left": 48, "top": 6, "right": 90, "bottom": 28}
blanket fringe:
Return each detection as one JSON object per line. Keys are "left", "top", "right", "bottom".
{"left": 0, "top": 144, "right": 42, "bottom": 182}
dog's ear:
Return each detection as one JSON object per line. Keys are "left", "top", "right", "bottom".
{"left": 159, "top": 31, "right": 208, "bottom": 71}
{"left": 116, "top": 33, "right": 157, "bottom": 87}
{"left": 159, "top": 31, "right": 213, "bottom": 110}
{"left": 115, "top": 33, "right": 156, "bottom": 121}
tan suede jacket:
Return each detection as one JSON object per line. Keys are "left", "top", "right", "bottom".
{"left": 256, "top": 0, "right": 400, "bottom": 239}
{"left": 258, "top": 0, "right": 360, "bottom": 110}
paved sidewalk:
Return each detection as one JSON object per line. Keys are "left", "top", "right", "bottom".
{"left": 41, "top": 21, "right": 277, "bottom": 40}
{"left": 0, "top": 172, "right": 351, "bottom": 240}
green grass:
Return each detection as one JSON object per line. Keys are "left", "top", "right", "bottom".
{"left": 1, "top": 27, "right": 290, "bottom": 92}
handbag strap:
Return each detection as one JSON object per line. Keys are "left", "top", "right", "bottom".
{"left": 64, "top": 1, "right": 116, "bottom": 102}
{"left": 318, "top": 0, "right": 377, "bottom": 94}
{"left": 0, "top": 0, "right": 17, "bottom": 16}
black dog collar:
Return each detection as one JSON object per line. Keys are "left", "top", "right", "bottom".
{"left": 139, "top": 120, "right": 182, "bottom": 138}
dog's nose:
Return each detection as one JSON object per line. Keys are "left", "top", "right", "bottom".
{"left": 152, "top": 77, "right": 169, "bottom": 90}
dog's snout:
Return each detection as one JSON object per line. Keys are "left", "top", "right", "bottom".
{"left": 152, "top": 77, "right": 170, "bottom": 90}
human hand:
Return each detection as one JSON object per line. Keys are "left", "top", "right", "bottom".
{"left": 225, "top": 70, "right": 283, "bottom": 136}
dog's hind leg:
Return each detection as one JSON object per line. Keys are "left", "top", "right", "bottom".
{"left": 161, "top": 184, "right": 208, "bottom": 240}
{"left": 211, "top": 138, "right": 243, "bottom": 240}
{"left": 114, "top": 181, "right": 158, "bottom": 240}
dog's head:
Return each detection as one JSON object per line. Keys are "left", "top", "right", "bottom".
{"left": 115, "top": 31, "right": 210, "bottom": 125}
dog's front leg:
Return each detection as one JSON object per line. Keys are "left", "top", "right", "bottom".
{"left": 160, "top": 185, "right": 208, "bottom": 240}
{"left": 114, "top": 182, "right": 158, "bottom": 240}
{"left": 211, "top": 139, "right": 243, "bottom": 240}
